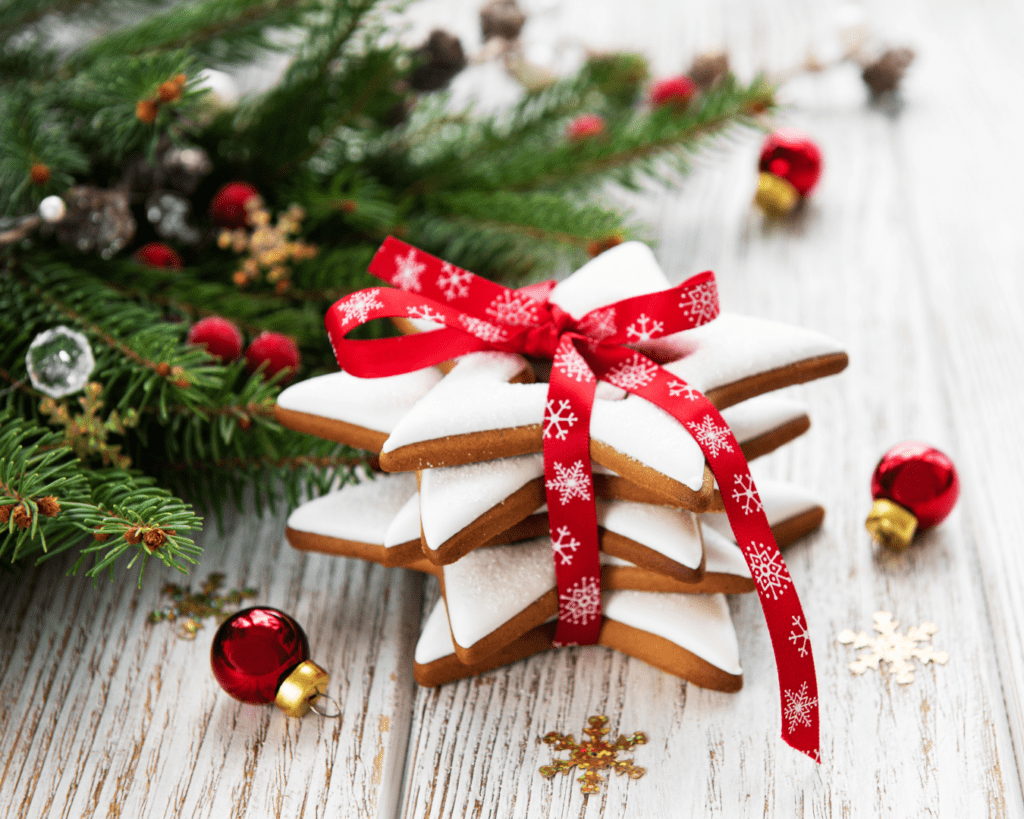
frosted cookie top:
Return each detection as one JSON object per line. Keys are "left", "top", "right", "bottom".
{"left": 286, "top": 472, "right": 418, "bottom": 544}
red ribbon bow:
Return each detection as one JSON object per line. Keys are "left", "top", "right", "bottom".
{"left": 327, "top": 237, "right": 820, "bottom": 762}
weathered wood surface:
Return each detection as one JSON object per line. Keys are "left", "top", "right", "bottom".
{"left": 3, "top": 0, "right": 1024, "bottom": 816}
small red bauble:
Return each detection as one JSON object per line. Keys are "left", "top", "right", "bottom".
{"left": 758, "top": 129, "right": 822, "bottom": 196}
{"left": 133, "top": 242, "right": 183, "bottom": 269}
{"left": 187, "top": 316, "right": 243, "bottom": 363}
{"left": 245, "top": 331, "right": 300, "bottom": 381}
{"left": 567, "top": 114, "right": 605, "bottom": 141}
{"left": 650, "top": 75, "right": 697, "bottom": 107}
{"left": 866, "top": 441, "right": 960, "bottom": 549}
{"left": 209, "top": 182, "right": 261, "bottom": 228}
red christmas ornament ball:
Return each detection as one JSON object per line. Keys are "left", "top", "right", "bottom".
{"left": 650, "top": 75, "right": 697, "bottom": 107}
{"left": 871, "top": 441, "right": 960, "bottom": 529}
{"left": 209, "top": 182, "right": 261, "bottom": 228}
{"left": 187, "top": 316, "right": 244, "bottom": 363}
{"left": 567, "top": 114, "right": 606, "bottom": 141}
{"left": 211, "top": 607, "right": 310, "bottom": 704}
{"left": 245, "top": 331, "right": 301, "bottom": 381}
{"left": 758, "top": 129, "right": 822, "bottom": 196}
{"left": 133, "top": 242, "right": 182, "bottom": 269}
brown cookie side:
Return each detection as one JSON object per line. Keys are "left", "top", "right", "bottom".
{"left": 591, "top": 438, "right": 715, "bottom": 511}
{"left": 704, "top": 352, "right": 849, "bottom": 411}
{"left": 485, "top": 513, "right": 550, "bottom": 545}
{"left": 285, "top": 526, "right": 422, "bottom": 567}
{"left": 414, "top": 622, "right": 558, "bottom": 687}
{"left": 275, "top": 405, "right": 388, "bottom": 452}
{"left": 380, "top": 424, "right": 542, "bottom": 472}
{"left": 600, "top": 530, "right": 706, "bottom": 584}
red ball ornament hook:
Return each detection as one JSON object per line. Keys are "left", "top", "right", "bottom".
{"left": 755, "top": 129, "right": 822, "bottom": 217}
{"left": 211, "top": 606, "right": 339, "bottom": 717}
{"left": 866, "top": 442, "right": 960, "bottom": 550}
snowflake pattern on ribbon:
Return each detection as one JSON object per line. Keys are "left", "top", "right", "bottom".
{"left": 459, "top": 315, "right": 508, "bottom": 343}
{"left": 336, "top": 289, "right": 384, "bottom": 324}
{"left": 558, "top": 576, "right": 601, "bottom": 625}
{"left": 625, "top": 313, "right": 664, "bottom": 341}
{"left": 679, "top": 280, "right": 719, "bottom": 324}
{"left": 686, "top": 415, "right": 734, "bottom": 458}
{"left": 551, "top": 525, "right": 581, "bottom": 566}
{"left": 552, "top": 345, "right": 595, "bottom": 383}
{"left": 747, "top": 541, "right": 792, "bottom": 601}
{"left": 577, "top": 307, "right": 617, "bottom": 344}
{"left": 485, "top": 291, "right": 541, "bottom": 327}
{"left": 436, "top": 263, "right": 472, "bottom": 300}
{"left": 407, "top": 304, "right": 444, "bottom": 323}
{"left": 604, "top": 353, "right": 659, "bottom": 391}
{"left": 546, "top": 460, "right": 592, "bottom": 505}
{"left": 392, "top": 249, "right": 426, "bottom": 292}
{"left": 789, "top": 615, "right": 811, "bottom": 658}
{"left": 544, "top": 399, "right": 579, "bottom": 441}
{"left": 667, "top": 380, "right": 700, "bottom": 400}
{"left": 731, "top": 474, "right": 763, "bottom": 515}
{"left": 783, "top": 682, "right": 817, "bottom": 733}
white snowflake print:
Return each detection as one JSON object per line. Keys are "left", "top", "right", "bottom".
{"left": 731, "top": 474, "right": 763, "bottom": 515}
{"left": 837, "top": 611, "right": 949, "bottom": 685}
{"left": 558, "top": 576, "right": 601, "bottom": 625}
{"left": 604, "top": 353, "right": 659, "bottom": 391}
{"left": 789, "top": 615, "right": 811, "bottom": 658}
{"left": 577, "top": 307, "right": 618, "bottom": 344}
{"left": 459, "top": 315, "right": 508, "bottom": 343}
{"left": 679, "top": 280, "right": 719, "bottom": 324}
{"left": 546, "top": 460, "right": 592, "bottom": 505}
{"left": 392, "top": 248, "right": 426, "bottom": 292}
{"left": 436, "top": 263, "right": 472, "bottom": 301}
{"left": 747, "top": 541, "right": 793, "bottom": 601}
{"left": 336, "top": 289, "right": 384, "bottom": 324}
{"left": 667, "top": 380, "right": 700, "bottom": 400}
{"left": 406, "top": 304, "right": 445, "bottom": 323}
{"left": 625, "top": 313, "right": 664, "bottom": 341}
{"left": 551, "top": 525, "right": 581, "bottom": 566}
{"left": 783, "top": 682, "right": 817, "bottom": 734}
{"left": 552, "top": 344, "right": 595, "bottom": 383}
{"left": 543, "top": 398, "right": 579, "bottom": 441}
{"left": 686, "top": 415, "right": 734, "bottom": 458}
{"left": 485, "top": 291, "right": 541, "bottom": 327}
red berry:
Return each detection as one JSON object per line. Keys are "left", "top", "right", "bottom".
{"left": 187, "top": 317, "right": 244, "bottom": 363}
{"left": 133, "top": 242, "right": 183, "bottom": 269}
{"left": 245, "top": 332, "right": 300, "bottom": 381}
{"left": 758, "top": 129, "right": 822, "bottom": 196}
{"left": 210, "top": 182, "right": 261, "bottom": 228}
{"left": 650, "top": 75, "right": 697, "bottom": 107}
{"left": 566, "top": 114, "right": 605, "bottom": 142}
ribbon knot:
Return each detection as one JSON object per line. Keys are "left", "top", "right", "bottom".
{"left": 325, "top": 237, "right": 821, "bottom": 762}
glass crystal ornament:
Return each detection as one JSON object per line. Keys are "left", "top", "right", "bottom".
{"left": 25, "top": 326, "right": 96, "bottom": 398}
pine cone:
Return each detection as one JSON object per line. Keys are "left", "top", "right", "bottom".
{"left": 11, "top": 505, "right": 31, "bottom": 529}
{"left": 688, "top": 50, "right": 729, "bottom": 91}
{"left": 862, "top": 47, "right": 915, "bottom": 96}
{"left": 0, "top": 505, "right": 12, "bottom": 524}
{"left": 55, "top": 186, "right": 136, "bottom": 258}
{"left": 37, "top": 496, "right": 60, "bottom": 517}
{"left": 409, "top": 30, "right": 467, "bottom": 92}
{"left": 143, "top": 529, "right": 167, "bottom": 551}
{"left": 480, "top": 0, "right": 526, "bottom": 41}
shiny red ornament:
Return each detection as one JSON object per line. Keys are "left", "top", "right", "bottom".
{"left": 758, "top": 129, "right": 822, "bottom": 196}
{"left": 210, "top": 182, "right": 260, "bottom": 228}
{"left": 866, "top": 442, "right": 959, "bottom": 549}
{"left": 133, "top": 242, "right": 182, "bottom": 269}
{"left": 567, "top": 114, "right": 605, "bottom": 142}
{"left": 187, "top": 316, "right": 243, "bottom": 363}
{"left": 650, "top": 75, "right": 697, "bottom": 107}
{"left": 245, "top": 331, "right": 300, "bottom": 381}
{"left": 211, "top": 607, "right": 309, "bottom": 705}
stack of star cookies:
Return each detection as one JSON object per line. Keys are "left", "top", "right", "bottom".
{"left": 275, "top": 243, "right": 847, "bottom": 693}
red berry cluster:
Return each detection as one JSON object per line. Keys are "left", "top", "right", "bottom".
{"left": 187, "top": 318, "right": 300, "bottom": 382}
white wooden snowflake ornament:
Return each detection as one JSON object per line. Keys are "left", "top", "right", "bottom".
{"left": 837, "top": 611, "right": 949, "bottom": 684}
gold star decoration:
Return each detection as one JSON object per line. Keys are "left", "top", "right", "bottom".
{"left": 539, "top": 715, "right": 648, "bottom": 795}
{"left": 219, "top": 197, "right": 317, "bottom": 294}
{"left": 148, "top": 572, "right": 257, "bottom": 639}
{"left": 837, "top": 611, "right": 949, "bottom": 684}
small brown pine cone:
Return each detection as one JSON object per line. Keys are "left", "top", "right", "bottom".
{"left": 480, "top": 0, "right": 526, "bottom": 41}
{"left": 136, "top": 99, "right": 159, "bottom": 124}
{"left": 125, "top": 528, "right": 143, "bottom": 545}
{"left": 158, "top": 81, "right": 181, "bottom": 103}
{"left": 688, "top": 51, "right": 729, "bottom": 91}
{"left": 156, "top": 362, "right": 171, "bottom": 377}
{"left": 11, "top": 505, "right": 31, "bottom": 528}
{"left": 409, "top": 30, "right": 467, "bottom": 92}
{"left": 0, "top": 505, "right": 13, "bottom": 523}
{"left": 143, "top": 529, "right": 167, "bottom": 551}
{"left": 93, "top": 529, "right": 110, "bottom": 542}
{"left": 37, "top": 496, "right": 61, "bottom": 517}
{"left": 31, "top": 163, "right": 51, "bottom": 186}
{"left": 862, "top": 47, "right": 915, "bottom": 97}
{"left": 586, "top": 234, "right": 623, "bottom": 258}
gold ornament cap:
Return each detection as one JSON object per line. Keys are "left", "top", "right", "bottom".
{"left": 755, "top": 172, "right": 800, "bottom": 217}
{"left": 865, "top": 498, "right": 918, "bottom": 550}
{"left": 275, "top": 660, "right": 330, "bottom": 717}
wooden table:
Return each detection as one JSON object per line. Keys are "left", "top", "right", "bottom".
{"left": 4, "top": 0, "right": 1024, "bottom": 815}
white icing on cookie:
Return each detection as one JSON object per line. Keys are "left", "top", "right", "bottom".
{"left": 720, "top": 395, "right": 807, "bottom": 443}
{"left": 415, "top": 599, "right": 455, "bottom": 665}
{"left": 286, "top": 472, "right": 418, "bottom": 545}
{"left": 700, "top": 525, "right": 752, "bottom": 578}
{"left": 548, "top": 241, "right": 670, "bottom": 319}
{"left": 277, "top": 367, "right": 442, "bottom": 433}
{"left": 596, "top": 500, "right": 702, "bottom": 569}
{"left": 602, "top": 590, "right": 742, "bottom": 675}
{"left": 384, "top": 491, "right": 422, "bottom": 548}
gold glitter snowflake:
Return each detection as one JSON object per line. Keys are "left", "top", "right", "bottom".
{"left": 219, "top": 198, "right": 316, "bottom": 294}
{"left": 837, "top": 611, "right": 948, "bottom": 684}
{"left": 148, "top": 573, "right": 257, "bottom": 640}
{"left": 539, "top": 715, "right": 647, "bottom": 795}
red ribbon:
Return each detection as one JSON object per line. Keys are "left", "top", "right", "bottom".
{"left": 327, "top": 237, "right": 820, "bottom": 762}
